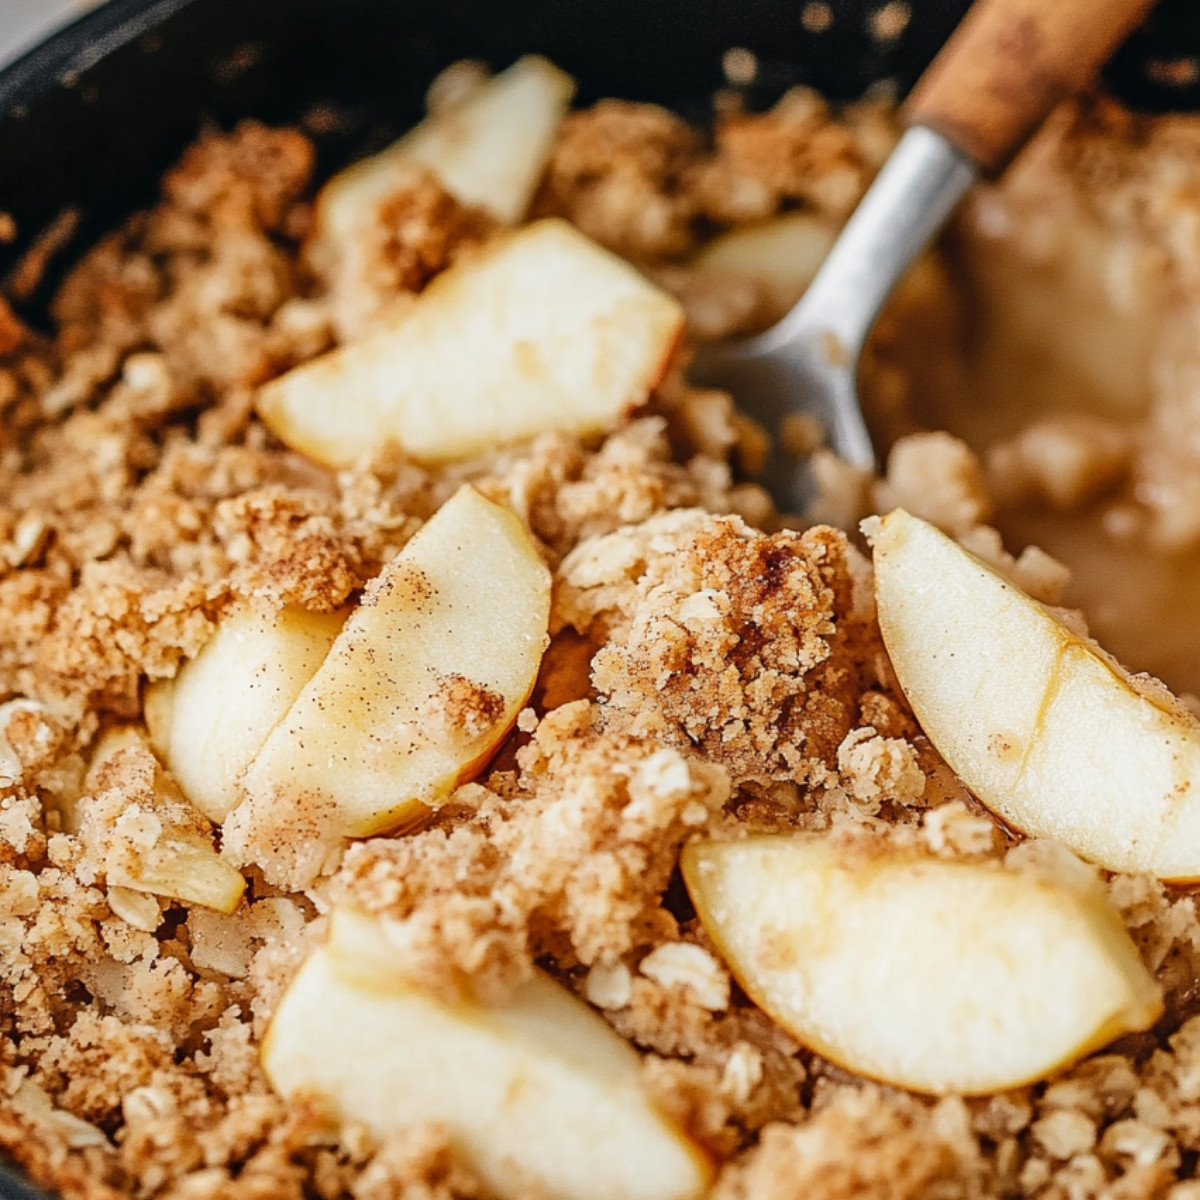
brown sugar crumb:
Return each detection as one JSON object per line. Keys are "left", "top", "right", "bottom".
{"left": 213, "top": 486, "right": 373, "bottom": 610}
{"left": 800, "top": 2, "right": 834, "bottom": 33}
{"left": 836, "top": 725, "right": 925, "bottom": 813}
{"left": 333, "top": 703, "right": 729, "bottom": 1002}
{"left": 873, "top": 432, "right": 992, "bottom": 536}
{"left": 533, "top": 100, "right": 703, "bottom": 260}
{"left": 590, "top": 515, "right": 879, "bottom": 789}
{"left": 161, "top": 120, "right": 313, "bottom": 235}
{"left": 869, "top": 2, "right": 911, "bottom": 42}
{"left": 349, "top": 1124, "right": 483, "bottom": 1200}
{"left": 711, "top": 1087, "right": 986, "bottom": 1200}
{"left": 49, "top": 120, "right": 315, "bottom": 406}
{"left": 313, "top": 163, "right": 496, "bottom": 340}
{"left": 34, "top": 563, "right": 215, "bottom": 719}
{"left": 425, "top": 673, "right": 507, "bottom": 744}
{"left": 694, "top": 89, "right": 898, "bottom": 225}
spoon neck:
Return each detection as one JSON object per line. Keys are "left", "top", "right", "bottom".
{"left": 768, "top": 125, "right": 979, "bottom": 365}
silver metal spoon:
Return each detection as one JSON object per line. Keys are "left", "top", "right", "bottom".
{"left": 690, "top": 0, "right": 1157, "bottom": 514}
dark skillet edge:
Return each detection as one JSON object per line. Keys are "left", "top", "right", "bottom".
{"left": 0, "top": 0, "right": 199, "bottom": 114}
{"left": 0, "top": 1161, "right": 49, "bottom": 1200}
{"left": 0, "top": 0, "right": 986, "bottom": 308}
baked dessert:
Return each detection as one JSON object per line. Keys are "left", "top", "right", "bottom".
{"left": 2, "top": 53, "right": 1200, "bottom": 1200}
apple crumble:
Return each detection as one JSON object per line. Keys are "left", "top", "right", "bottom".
{"left": 4, "top": 56, "right": 1200, "bottom": 1200}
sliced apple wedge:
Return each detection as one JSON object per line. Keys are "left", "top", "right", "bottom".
{"left": 223, "top": 486, "right": 550, "bottom": 887}
{"left": 692, "top": 212, "right": 837, "bottom": 314}
{"left": 258, "top": 219, "right": 685, "bottom": 469}
{"left": 83, "top": 728, "right": 246, "bottom": 914}
{"left": 872, "top": 508, "right": 1200, "bottom": 879}
{"left": 146, "top": 603, "right": 346, "bottom": 823}
{"left": 263, "top": 908, "right": 710, "bottom": 1200}
{"left": 309, "top": 55, "right": 575, "bottom": 278}
{"left": 683, "top": 833, "right": 1161, "bottom": 1096}
{"left": 395, "top": 55, "right": 574, "bottom": 220}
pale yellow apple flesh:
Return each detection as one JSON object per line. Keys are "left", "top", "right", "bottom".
{"left": 309, "top": 55, "right": 575, "bottom": 278}
{"left": 692, "top": 212, "right": 837, "bottom": 313}
{"left": 394, "top": 55, "right": 574, "bottom": 221}
{"left": 118, "top": 840, "right": 244, "bottom": 914}
{"left": 872, "top": 508, "right": 1200, "bottom": 880}
{"left": 146, "top": 604, "right": 346, "bottom": 823}
{"left": 258, "top": 219, "right": 685, "bottom": 469}
{"left": 263, "top": 908, "right": 711, "bottom": 1200}
{"left": 86, "top": 728, "right": 246, "bottom": 914}
{"left": 223, "top": 486, "right": 550, "bottom": 884}
{"left": 683, "top": 833, "right": 1161, "bottom": 1096}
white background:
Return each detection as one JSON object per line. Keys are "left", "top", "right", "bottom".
{"left": 0, "top": 0, "right": 99, "bottom": 68}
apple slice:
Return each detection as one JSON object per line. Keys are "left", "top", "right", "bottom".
{"left": 872, "top": 508, "right": 1200, "bottom": 880}
{"left": 258, "top": 219, "right": 685, "bottom": 469}
{"left": 224, "top": 486, "right": 550, "bottom": 887}
{"left": 683, "top": 833, "right": 1161, "bottom": 1096}
{"left": 146, "top": 603, "right": 346, "bottom": 823}
{"left": 309, "top": 55, "right": 575, "bottom": 277}
{"left": 692, "top": 212, "right": 837, "bottom": 314}
{"left": 263, "top": 908, "right": 710, "bottom": 1200}
{"left": 84, "top": 728, "right": 246, "bottom": 914}
{"left": 395, "top": 55, "right": 574, "bottom": 220}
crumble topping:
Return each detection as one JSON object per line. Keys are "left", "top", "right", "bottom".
{"left": 2, "top": 71, "right": 1200, "bottom": 1200}
{"left": 590, "top": 517, "right": 876, "bottom": 789}
{"left": 312, "top": 162, "right": 496, "bottom": 341}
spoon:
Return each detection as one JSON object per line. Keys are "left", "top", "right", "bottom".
{"left": 689, "top": 0, "right": 1158, "bottom": 515}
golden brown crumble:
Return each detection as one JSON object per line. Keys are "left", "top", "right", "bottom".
{"left": 590, "top": 517, "right": 878, "bottom": 790}
{"left": 532, "top": 100, "right": 704, "bottom": 261}
{"left": 2, "top": 77, "right": 1200, "bottom": 1200}
{"left": 310, "top": 162, "right": 496, "bottom": 341}
{"left": 692, "top": 88, "right": 897, "bottom": 225}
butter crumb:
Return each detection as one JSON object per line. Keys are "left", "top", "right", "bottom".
{"left": 640, "top": 942, "right": 730, "bottom": 1012}
{"left": 585, "top": 962, "right": 633, "bottom": 1010}
{"left": 106, "top": 886, "right": 162, "bottom": 933}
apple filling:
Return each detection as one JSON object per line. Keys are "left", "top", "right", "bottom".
{"left": 6, "top": 54, "right": 1200, "bottom": 1200}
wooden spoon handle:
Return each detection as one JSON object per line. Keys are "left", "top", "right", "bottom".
{"left": 905, "top": 0, "right": 1157, "bottom": 175}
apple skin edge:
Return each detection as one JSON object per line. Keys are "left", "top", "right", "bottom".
{"left": 343, "top": 702, "right": 530, "bottom": 840}
{"left": 870, "top": 508, "right": 1200, "bottom": 883}
{"left": 681, "top": 834, "right": 1162, "bottom": 1097}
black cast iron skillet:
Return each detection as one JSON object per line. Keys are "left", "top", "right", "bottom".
{"left": 1, "top": 0, "right": 1199, "bottom": 1196}
{"left": 1, "top": 0, "right": 1199, "bottom": 314}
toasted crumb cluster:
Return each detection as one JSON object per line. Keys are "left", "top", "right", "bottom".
{"left": 4, "top": 77, "right": 1200, "bottom": 1200}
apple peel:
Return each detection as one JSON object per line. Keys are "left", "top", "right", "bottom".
{"left": 872, "top": 508, "right": 1200, "bottom": 880}
{"left": 683, "top": 833, "right": 1162, "bottom": 1095}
